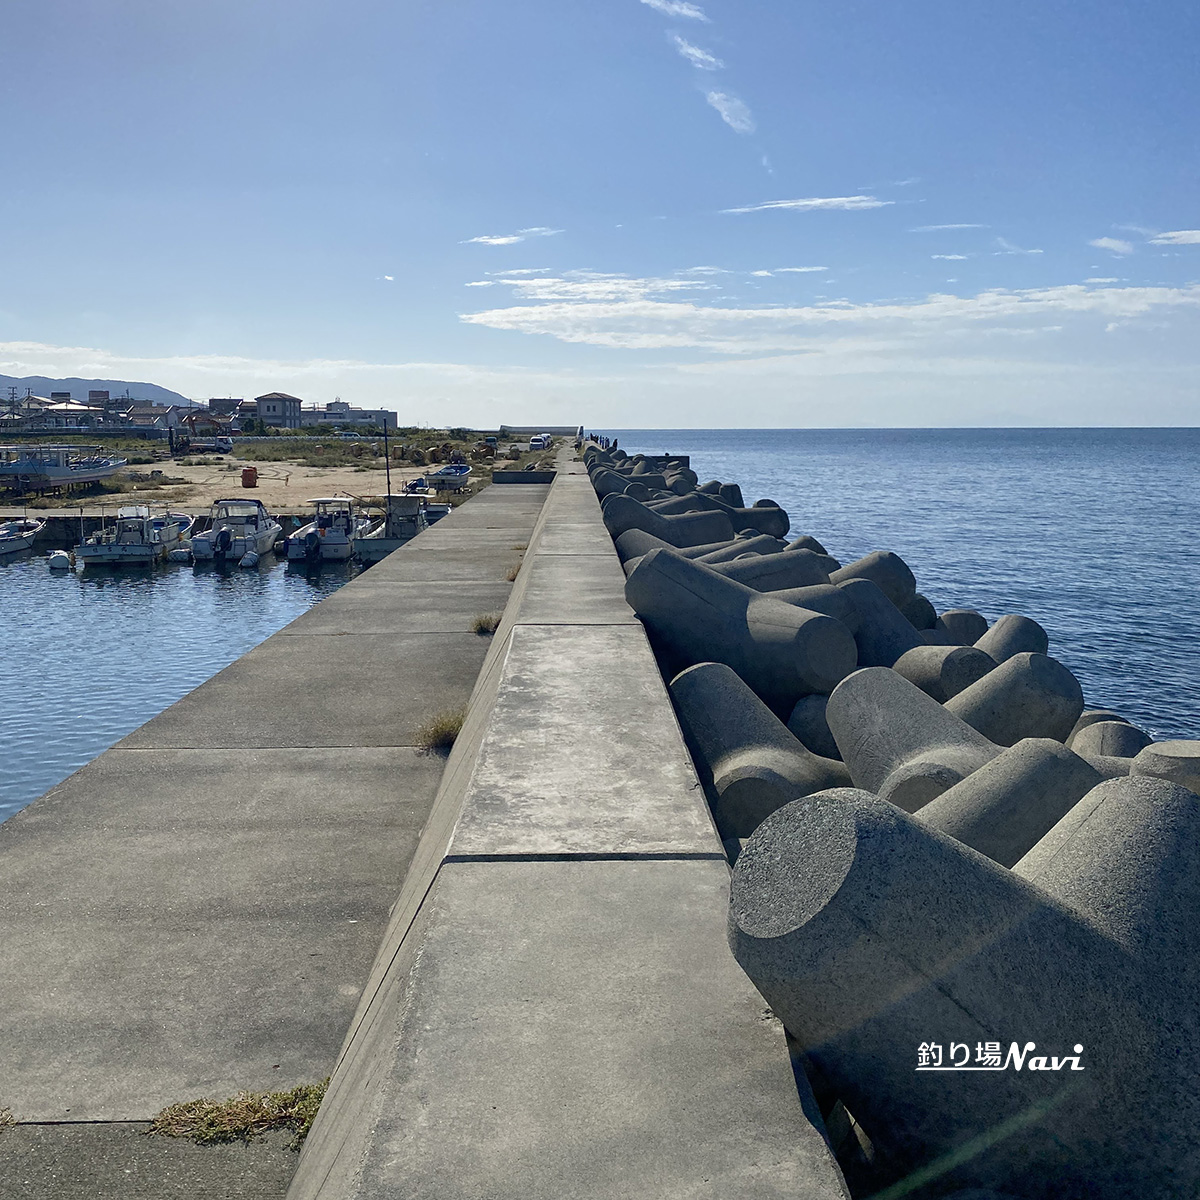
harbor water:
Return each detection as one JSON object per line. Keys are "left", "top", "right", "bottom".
{"left": 0, "top": 555, "right": 359, "bottom": 822}
{"left": 612, "top": 427, "right": 1200, "bottom": 743}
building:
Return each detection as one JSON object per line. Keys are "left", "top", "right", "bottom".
{"left": 300, "top": 399, "right": 398, "bottom": 429}
{"left": 254, "top": 392, "right": 303, "bottom": 429}
{"left": 206, "top": 398, "right": 245, "bottom": 417}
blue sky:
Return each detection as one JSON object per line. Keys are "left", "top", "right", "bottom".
{"left": 2, "top": 0, "right": 1197, "bottom": 426}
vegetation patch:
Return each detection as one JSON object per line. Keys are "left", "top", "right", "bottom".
{"left": 471, "top": 611, "right": 502, "bottom": 636}
{"left": 148, "top": 1079, "right": 328, "bottom": 1150}
{"left": 415, "top": 706, "right": 467, "bottom": 754}
{"left": 0, "top": 1106, "right": 15, "bottom": 1128}
{"left": 504, "top": 563, "right": 522, "bottom": 582}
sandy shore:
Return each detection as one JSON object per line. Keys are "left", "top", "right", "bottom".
{"left": 0, "top": 457, "right": 451, "bottom": 517}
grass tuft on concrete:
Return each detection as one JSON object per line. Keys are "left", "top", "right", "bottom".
{"left": 0, "top": 1106, "right": 15, "bottom": 1128}
{"left": 471, "top": 611, "right": 502, "bottom": 636}
{"left": 148, "top": 1079, "right": 328, "bottom": 1150}
{"left": 415, "top": 706, "right": 467, "bottom": 754}
{"left": 504, "top": 563, "right": 522, "bottom": 582}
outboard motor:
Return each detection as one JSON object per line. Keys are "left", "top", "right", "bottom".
{"left": 213, "top": 527, "right": 233, "bottom": 561}
{"left": 304, "top": 529, "right": 322, "bottom": 564}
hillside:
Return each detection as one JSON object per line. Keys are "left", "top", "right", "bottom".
{"left": 0, "top": 374, "right": 193, "bottom": 407}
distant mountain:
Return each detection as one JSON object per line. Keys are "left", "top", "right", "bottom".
{"left": 0, "top": 374, "right": 195, "bottom": 407}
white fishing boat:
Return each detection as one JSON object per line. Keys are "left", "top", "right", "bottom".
{"left": 76, "top": 505, "right": 187, "bottom": 567}
{"left": 286, "top": 497, "right": 372, "bottom": 563}
{"left": 0, "top": 515, "right": 45, "bottom": 556}
{"left": 0, "top": 445, "right": 127, "bottom": 492}
{"left": 191, "top": 498, "right": 282, "bottom": 562}
{"left": 353, "top": 494, "right": 428, "bottom": 564}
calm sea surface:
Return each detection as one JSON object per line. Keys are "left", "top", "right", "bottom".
{"left": 0, "top": 555, "right": 358, "bottom": 822}
{"left": 611, "top": 428, "right": 1200, "bottom": 743}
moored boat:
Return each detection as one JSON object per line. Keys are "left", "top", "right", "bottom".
{"left": 286, "top": 497, "right": 372, "bottom": 563}
{"left": 353, "top": 494, "right": 428, "bottom": 563}
{"left": 76, "top": 505, "right": 186, "bottom": 567}
{"left": 0, "top": 445, "right": 127, "bottom": 492}
{"left": 0, "top": 515, "right": 45, "bottom": 556}
{"left": 190, "top": 498, "right": 282, "bottom": 562}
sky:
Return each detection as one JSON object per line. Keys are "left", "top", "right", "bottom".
{"left": 2, "top": 0, "right": 1198, "bottom": 427}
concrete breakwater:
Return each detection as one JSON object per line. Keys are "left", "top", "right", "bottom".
{"left": 585, "top": 441, "right": 1200, "bottom": 1199}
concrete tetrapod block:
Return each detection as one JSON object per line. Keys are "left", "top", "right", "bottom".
{"left": 973, "top": 613, "right": 1049, "bottom": 662}
{"left": 786, "top": 535, "right": 829, "bottom": 555}
{"left": 1070, "top": 720, "right": 1152, "bottom": 759}
{"left": 945, "top": 652, "right": 1084, "bottom": 746}
{"left": 614, "top": 529, "right": 756, "bottom": 564}
{"left": 1067, "top": 708, "right": 1129, "bottom": 742}
{"left": 719, "top": 482, "right": 745, "bottom": 507}
{"left": 828, "top": 551, "right": 917, "bottom": 609}
{"left": 624, "top": 549, "right": 858, "bottom": 710}
{"left": 695, "top": 534, "right": 789, "bottom": 562}
{"left": 898, "top": 591, "right": 938, "bottom": 630}
{"left": 601, "top": 492, "right": 735, "bottom": 548}
{"left": 708, "top": 549, "right": 832, "bottom": 593}
{"left": 771, "top": 584, "right": 860, "bottom": 631}
{"left": 1129, "top": 739, "right": 1200, "bottom": 795}
{"left": 670, "top": 662, "right": 851, "bottom": 838}
{"left": 935, "top": 608, "right": 989, "bottom": 645}
{"left": 1014, "top": 775, "right": 1200, "bottom": 970}
{"left": 728, "top": 788, "right": 1197, "bottom": 1200}
{"left": 891, "top": 644, "right": 996, "bottom": 703}
{"left": 825, "top": 667, "right": 1000, "bottom": 810}
{"left": 916, "top": 738, "right": 1102, "bottom": 867}
{"left": 837, "top": 578, "right": 925, "bottom": 667}
{"left": 685, "top": 493, "right": 792, "bottom": 539}
{"left": 787, "top": 694, "right": 841, "bottom": 760}
{"left": 1074, "top": 752, "right": 1135, "bottom": 781}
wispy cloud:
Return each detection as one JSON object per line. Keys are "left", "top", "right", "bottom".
{"left": 775, "top": 266, "right": 830, "bottom": 273}
{"left": 750, "top": 270, "right": 773, "bottom": 277}
{"left": 480, "top": 270, "right": 721, "bottom": 303}
{"left": 705, "top": 92, "right": 755, "bottom": 134}
{"left": 465, "top": 281, "right": 495, "bottom": 287}
{"left": 1150, "top": 230, "right": 1200, "bottom": 245}
{"left": 1089, "top": 237, "right": 1134, "bottom": 255}
{"left": 383, "top": 275, "right": 394, "bottom": 281}
{"left": 639, "top": 0, "right": 709, "bottom": 19}
{"left": 678, "top": 266, "right": 730, "bottom": 275}
{"left": 670, "top": 33, "right": 723, "bottom": 69}
{"left": 462, "top": 227, "right": 564, "bottom": 247}
{"left": 994, "top": 237, "right": 1043, "bottom": 255}
{"left": 910, "top": 223, "right": 987, "bottom": 232}
{"left": 724, "top": 195, "right": 891, "bottom": 215}
{"left": 932, "top": 254, "right": 969, "bottom": 261}
{"left": 1086, "top": 277, "right": 1118, "bottom": 284}
{"left": 461, "top": 282, "right": 1200, "bottom": 354}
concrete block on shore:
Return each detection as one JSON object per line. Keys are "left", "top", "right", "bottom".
{"left": 670, "top": 663, "right": 850, "bottom": 838}
{"left": 785, "top": 535, "right": 829, "bottom": 556}
{"left": 1129, "top": 739, "right": 1200, "bottom": 795}
{"left": 786, "top": 694, "right": 841, "bottom": 760}
{"left": 729, "top": 787, "right": 1197, "bottom": 1199}
{"left": 945, "top": 652, "right": 1084, "bottom": 746}
{"left": 974, "top": 613, "right": 1049, "bottom": 662}
{"left": 837, "top": 578, "right": 925, "bottom": 668}
{"left": 825, "top": 666, "right": 1000, "bottom": 810}
{"left": 695, "top": 533, "right": 789, "bottom": 562}
{"left": 917, "top": 737, "right": 1102, "bottom": 866}
{"left": 772, "top": 583, "right": 860, "bottom": 631}
{"left": 624, "top": 548, "right": 858, "bottom": 709}
{"left": 935, "top": 609, "right": 989, "bottom": 645}
{"left": 898, "top": 591, "right": 938, "bottom": 630}
{"left": 891, "top": 644, "right": 996, "bottom": 703}
{"left": 602, "top": 492, "right": 735, "bottom": 548}
{"left": 1067, "top": 708, "right": 1130, "bottom": 742}
{"left": 1070, "top": 720, "right": 1153, "bottom": 759}
{"left": 829, "top": 551, "right": 917, "bottom": 609}
{"left": 708, "top": 549, "right": 832, "bottom": 592}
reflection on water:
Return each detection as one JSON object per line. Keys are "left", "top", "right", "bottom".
{"left": 0, "top": 551, "right": 360, "bottom": 821}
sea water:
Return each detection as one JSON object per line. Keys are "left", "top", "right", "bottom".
{"left": 0, "top": 556, "right": 359, "bottom": 822}
{"left": 610, "top": 428, "right": 1200, "bottom": 743}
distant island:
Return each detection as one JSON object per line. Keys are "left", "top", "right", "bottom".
{"left": 0, "top": 373, "right": 192, "bottom": 408}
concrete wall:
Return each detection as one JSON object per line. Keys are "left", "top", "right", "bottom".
{"left": 288, "top": 457, "right": 849, "bottom": 1199}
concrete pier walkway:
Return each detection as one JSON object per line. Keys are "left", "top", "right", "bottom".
{"left": 0, "top": 482, "right": 548, "bottom": 1197}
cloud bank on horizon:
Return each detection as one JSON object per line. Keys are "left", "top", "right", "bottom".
{"left": 5, "top": 0, "right": 1199, "bottom": 425}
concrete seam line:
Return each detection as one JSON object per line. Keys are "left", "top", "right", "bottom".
{"left": 441, "top": 851, "right": 728, "bottom": 863}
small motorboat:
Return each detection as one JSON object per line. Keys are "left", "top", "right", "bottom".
{"left": 0, "top": 515, "right": 45, "bottom": 556}
{"left": 191, "top": 498, "right": 282, "bottom": 562}
{"left": 424, "top": 463, "right": 471, "bottom": 492}
{"left": 286, "top": 497, "right": 371, "bottom": 563}
{"left": 76, "top": 505, "right": 185, "bottom": 567}
{"left": 353, "top": 494, "right": 428, "bottom": 564}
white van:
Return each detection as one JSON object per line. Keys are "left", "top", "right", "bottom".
{"left": 528, "top": 435, "right": 547, "bottom": 450}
